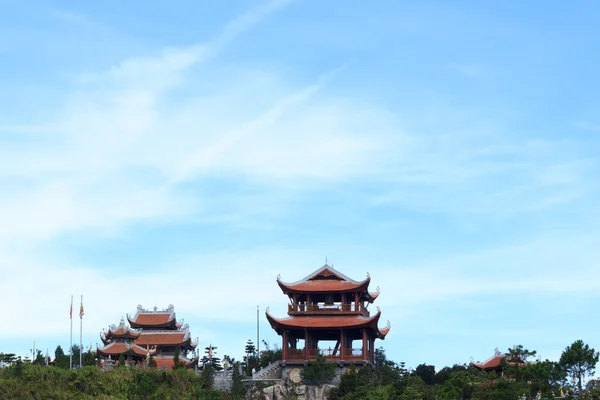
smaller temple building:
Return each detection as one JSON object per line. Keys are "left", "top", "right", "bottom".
{"left": 471, "top": 349, "right": 506, "bottom": 374}
{"left": 97, "top": 304, "right": 198, "bottom": 369}
{"left": 471, "top": 348, "right": 526, "bottom": 378}
{"left": 266, "top": 263, "right": 390, "bottom": 372}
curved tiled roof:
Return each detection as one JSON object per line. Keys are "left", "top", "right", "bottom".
{"left": 97, "top": 342, "right": 156, "bottom": 357}
{"left": 277, "top": 264, "right": 371, "bottom": 293}
{"left": 266, "top": 309, "right": 390, "bottom": 338}
{"left": 133, "top": 325, "right": 197, "bottom": 349}
{"left": 101, "top": 318, "right": 142, "bottom": 343}
{"left": 135, "top": 331, "right": 188, "bottom": 346}
{"left": 471, "top": 354, "right": 505, "bottom": 370}
{"left": 127, "top": 305, "right": 177, "bottom": 328}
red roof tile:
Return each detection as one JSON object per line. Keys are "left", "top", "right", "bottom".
{"left": 97, "top": 342, "right": 156, "bottom": 357}
{"left": 472, "top": 355, "right": 504, "bottom": 370}
{"left": 266, "top": 309, "right": 389, "bottom": 338}
{"left": 135, "top": 332, "right": 188, "bottom": 346}
{"left": 278, "top": 280, "right": 369, "bottom": 293}
{"left": 129, "top": 313, "right": 173, "bottom": 326}
{"left": 277, "top": 265, "right": 372, "bottom": 293}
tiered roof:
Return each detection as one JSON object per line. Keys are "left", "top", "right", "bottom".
{"left": 276, "top": 264, "right": 380, "bottom": 301}
{"left": 127, "top": 304, "right": 177, "bottom": 329}
{"left": 135, "top": 326, "right": 196, "bottom": 348}
{"left": 266, "top": 308, "right": 391, "bottom": 338}
{"left": 471, "top": 349, "right": 526, "bottom": 372}
{"left": 97, "top": 342, "right": 156, "bottom": 358}
{"left": 101, "top": 318, "right": 141, "bottom": 344}
{"left": 97, "top": 304, "right": 198, "bottom": 369}
{"left": 268, "top": 264, "right": 390, "bottom": 339}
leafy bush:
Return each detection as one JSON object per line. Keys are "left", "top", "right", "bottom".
{"left": 300, "top": 354, "right": 336, "bottom": 385}
{"left": 0, "top": 362, "right": 230, "bottom": 399}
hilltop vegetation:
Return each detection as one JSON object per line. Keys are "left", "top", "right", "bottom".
{"left": 328, "top": 341, "right": 600, "bottom": 400}
{"left": 0, "top": 362, "right": 233, "bottom": 400}
{"left": 1, "top": 339, "right": 599, "bottom": 399}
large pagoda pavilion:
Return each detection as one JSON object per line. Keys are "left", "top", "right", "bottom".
{"left": 97, "top": 304, "right": 198, "bottom": 369}
{"left": 266, "top": 264, "right": 390, "bottom": 367}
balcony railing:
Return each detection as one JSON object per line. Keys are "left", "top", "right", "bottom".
{"left": 286, "top": 348, "right": 365, "bottom": 359}
{"left": 288, "top": 304, "right": 370, "bottom": 317}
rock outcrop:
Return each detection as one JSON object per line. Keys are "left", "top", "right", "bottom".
{"left": 255, "top": 383, "right": 336, "bottom": 400}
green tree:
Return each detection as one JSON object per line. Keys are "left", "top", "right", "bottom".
{"left": 71, "top": 345, "right": 81, "bottom": 368}
{"left": 559, "top": 340, "right": 600, "bottom": 395}
{"left": 413, "top": 364, "right": 436, "bottom": 385}
{"left": 373, "top": 347, "right": 403, "bottom": 386}
{"left": 32, "top": 349, "right": 45, "bottom": 365}
{"left": 301, "top": 354, "right": 336, "bottom": 385}
{"left": 54, "top": 346, "right": 69, "bottom": 369}
{"left": 173, "top": 347, "right": 185, "bottom": 370}
{"left": 245, "top": 340, "right": 256, "bottom": 357}
{"left": 231, "top": 362, "right": 246, "bottom": 397}
{"left": 435, "top": 364, "right": 468, "bottom": 385}
{"left": 0, "top": 352, "right": 17, "bottom": 367}
{"left": 201, "top": 345, "right": 223, "bottom": 371}
{"left": 438, "top": 370, "right": 476, "bottom": 400}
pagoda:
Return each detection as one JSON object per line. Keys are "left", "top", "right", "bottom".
{"left": 471, "top": 348, "right": 526, "bottom": 377}
{"left": 97, "top": 304, "right": 198, "bottom": 369}
{"left": 266, "top": 264, "right": 390, "bottom": 367}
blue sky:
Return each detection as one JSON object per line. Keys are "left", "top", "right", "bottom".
{"left": 1, "top": 0, "right": 600, "bottom": 369}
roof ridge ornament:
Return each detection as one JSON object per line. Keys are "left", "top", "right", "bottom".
{"left": 367, "top": 272, "right": 371, "bottom": 278}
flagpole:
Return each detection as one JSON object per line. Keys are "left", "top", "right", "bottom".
{"left": 79, "top": 295, "right": 83, "bottom": 368}
{"left": 256, "top": 305, "right": 259, "bottom": 358}
{"left": 70, "top": 295, "right": 73, "bottom": 369}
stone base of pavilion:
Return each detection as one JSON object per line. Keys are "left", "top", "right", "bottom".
{"left": 251, "top": 356, "right": 372, "bottom": 386}
{"left": 282, "top": 359, "right": 371, "bottom": 385}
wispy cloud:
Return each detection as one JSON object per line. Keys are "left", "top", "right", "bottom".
{"left": 574, "top": 121, "right": 600, "bottom": 132}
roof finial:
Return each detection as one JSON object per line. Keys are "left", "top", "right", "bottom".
{"left": 325, "top": 256, "right": 328, "bottom": 265}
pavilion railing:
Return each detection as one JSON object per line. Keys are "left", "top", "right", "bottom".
{"left": 288, "top": 304, "right": 370, "bottom": 317}
{"left": 286, "top": 348, "right": 364, "bottom": 358}
{"left": 287, "top": 349, "right": 304, "bottom": 359}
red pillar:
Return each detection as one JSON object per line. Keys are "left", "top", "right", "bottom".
{"left": 362, "top": 328, "right": 367, "bottom": 360}
{"left": 282, "top": 330, "right": 287, "bottom": 361}
{"left": 340, "top": 329, "right": 345, "bottom": 360}
{"left": 304, "top": 329, "right": 309, "bottom": 360}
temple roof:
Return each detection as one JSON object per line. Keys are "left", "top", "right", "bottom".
{"left": 101, "top": 318, "right": 142, "bottom": 344}
{"left": 266, "top": 309, "right": 390, "bottom": 339}
{"left": 97, "top": 342, "right": 156, "bottom": 357}
{"left": 471, "top": 350, "right": 526, "bottom": 371}
{"left": 127, "top": 304, "right": 177, "bottom": 328}
{"left": 471, "top": 350, "right": 506, "bottom": 370}
{"left": 133, "top": 325, "right": 198, "bottom": 349}
{"left": 277, "top": 264, "right": 372, "bottom": 294}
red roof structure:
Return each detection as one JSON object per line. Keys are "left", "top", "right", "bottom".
{"left": 128, "top": 305, "right": 177, "bottom": 329}
{"left": 471, "top": 349, "right": 526, "bottom": 374}
{"left": 97, "top": 305, "right": 198, "bottom": 369}
{"left": 267, "top": 264, "right": 390, "bottom": 365}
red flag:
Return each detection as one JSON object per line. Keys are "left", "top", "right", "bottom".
{"left": 69, "top": 302, "right": 72, "bottom": 319}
